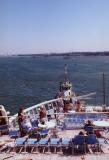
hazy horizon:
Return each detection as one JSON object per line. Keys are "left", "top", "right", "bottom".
{"left": 1, "top": 0, "right": 109, "bottom": 55}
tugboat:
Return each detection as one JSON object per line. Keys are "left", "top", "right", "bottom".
{"left": 58, "top": 65, "right": 94, "bottom": 113}
{"left": 59, "top": 64, "right": 75, "bottom": 112}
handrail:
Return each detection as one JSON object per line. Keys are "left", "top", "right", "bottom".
{"left": 9, "top": 98, "right": 62, "bottom": 122}
{"left": 24, "top": 98, "right": 62, "bottom": 112}
{"left": 7, "top": 96, "right": 109, "bottom": 123}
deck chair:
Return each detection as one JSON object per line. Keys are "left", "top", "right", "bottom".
{"left": 103, "top": 128, "right": 109, "bottom": 139}
{"left": 25, "top": 138, "right": 38, "bottom": 153}
{"left": 97, "top": 138, "right": 108, "bottom": 153}
{"left": 72, "top": 135, "right": 86, "bottom": 155}
{"left": 85, "top": 134, "right": 100, "bottom": 153}
{"left": 61, "top": 138, "right": 72, "bottom": 155}
{"left": 38, "top": 138, "right": 49, "bottom": 153}
{"left": 0, "top": 124, "right": 9, "bottom": 135}
{"left": 98, "top": 138, "right": 108, "bottom": 145}
{"left": 50, "top": 138, "right": 61, "bottom": 153}
{"left": 106, "top": 139, "right": 109, "bottom": 144}
{"left": 14, "top": 137, "right": 27, "bottom": 153}
{"left": 9, "top": 130, "right": 20, "bottom": 139}
{"left": 38, "top": 129, "right": 49, "bottom": 138}
{"left": 31, "top": 119, "right": 39, "bottom": 128}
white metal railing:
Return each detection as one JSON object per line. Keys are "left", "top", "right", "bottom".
{"left": 9, "top": 98, "right": 62, "bottom": 123}
{"left": 2, "top": 95, "right": 107, "bottom": 128}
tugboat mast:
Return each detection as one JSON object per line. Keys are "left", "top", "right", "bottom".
{"left": 103, "top": 72, "right": 106, "bottom": 105}
{"left": 64, "top": 64, "right": 68, "bottom": 81}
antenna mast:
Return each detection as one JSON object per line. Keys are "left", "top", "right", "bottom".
{"left": 103, "top": 72, "right": 106, "bottom": 105}
{"left": 64, "top": 64, "right": 68, "bottom": 81}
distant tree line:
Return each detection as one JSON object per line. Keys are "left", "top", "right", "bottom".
{"left": 17, "top": 51, "right": 109, "bottom": 57}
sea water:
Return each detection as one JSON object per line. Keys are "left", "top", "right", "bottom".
{"left": 0, "top": 55, "right": 109, "bottom": 114}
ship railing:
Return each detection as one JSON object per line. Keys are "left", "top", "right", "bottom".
{"left": 9, "top": 98, "right": 63, "bottom": 127}
{"left": 6, "top": 96, "right": 109, "bottom": 128}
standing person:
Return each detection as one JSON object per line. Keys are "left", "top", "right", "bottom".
{"left": 84, "top": 120, "right": 94, "bottom": 135}
{"left": 39, "top": 106, "right": 46, "bottom": 123}
{"left": 18, "top": 107, "right": 26, "bottom": 136}
{"left": 76, "top": 100, "right": 81, "bottom": 112}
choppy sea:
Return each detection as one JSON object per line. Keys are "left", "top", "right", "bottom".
{"left": 0, "top": 55, "right": 109, "bottom": 115}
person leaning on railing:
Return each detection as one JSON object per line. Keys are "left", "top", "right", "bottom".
{"left": 39, "top": 106, "right": 46, "bottom": 123}
{"left": 18, "top": 107, "right": 27, "bottom": 136}
{"left": 18, "top": 107, "right": 40, "bottom": 137}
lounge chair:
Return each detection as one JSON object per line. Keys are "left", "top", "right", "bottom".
{"left": 98, "top": 138, "right": 108, "bottom": 145}
{"left": 98, "top": 138, "right": 108, "bottom": 153}
{"left": 61, "top": 138, "right": 72, "bottom": 155}
{"left": 14, "top": 137, "right": 27, "bottom": 153}
{"left": 38, "top": 129, "right": 49, "bottom": 138}
{"left": 72, "top": 135, "right": 86, "bottom": 155}
{"left": 25, "top": 138, "right": 38, "bottom": 153}
{"left": 31, "top": 119, "right": 39, "bottom": 128}
{"left": 0, "top": 124, "right": 9, "bottom": 135}
{"left": 9, "top": 129, "right": 20, "bottom": 139}
{"left": 0, "top": 141, "right": 6, "bottom": 153}
{"left": 38, "top": 138, "right": 49, "bottom": 153}
{"left": 50, "top": 138, "right": 61, "bottom": 153}
{"left": 85, "top": 134, "right": 100, "bottom": 153}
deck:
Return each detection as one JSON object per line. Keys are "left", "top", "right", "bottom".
{"left": 0, "top": 128, "right": 109, "bottom": 160}
{"left": 1, "top": 150, "right": 109, "bottom": 160}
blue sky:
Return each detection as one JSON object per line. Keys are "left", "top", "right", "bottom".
{"left": 0, "top": 0, "right": 109, "bottom": 55}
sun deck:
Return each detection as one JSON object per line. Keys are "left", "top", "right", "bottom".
{"left": 1, "top": 127, "right": 109, "bottom": 160}
{"left": 1, "top": 152, "right": 109, "bottom": 160}
{"left": 1, "top": 98, "right": 109, "bottom": 160}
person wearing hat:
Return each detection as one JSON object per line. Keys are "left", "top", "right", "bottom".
{"left": 39, "top": 105, "right": 46, "bottom": 123}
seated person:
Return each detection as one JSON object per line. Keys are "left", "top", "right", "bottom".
{"left": 21, "top": 119, "right": 39, "bottom": 135}
{"left": 74, "top": 131, "right": 85, "bottom": 141}
{"left": 94, "top": 130, "right": 102, "bottom": 138}
{"left": 73, "top": 131, "right": 85, "bottom": 141}
{"left": 78, "top": 131, "right": 85, "bottom": 136}
{"left": 73, "top": 131, "right": 85, "bottom": 152}
{"left": 49, "top": 128, "right": 58, "bottom": 138}
{"left": 84, "top": 120, "right": 94, "bottom": 135}
{"left": 85, "top": 132, "right": 98, "bottom": 144}
{"left": 30, "top": 118, "right": 39, "bottom": 128}
{"left": 21, "top": 119, "right": 32, "bottom": 133}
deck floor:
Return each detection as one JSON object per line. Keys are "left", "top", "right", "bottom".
{"left": 0, "top": 129, "right": 109, "bottom": 160}
{"left": 1, "top": 153, "right": 109, "bottom": 160}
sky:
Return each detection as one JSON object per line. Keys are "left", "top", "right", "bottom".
{"left": 0, "top": 0, "right": 109, "bottom": 55}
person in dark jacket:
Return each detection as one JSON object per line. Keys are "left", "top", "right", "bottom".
{"left": 18, "top": 107, "right": 26, "bottom": 136}
{"left": 84, "top": 120, "right": 94, "bottom": 135}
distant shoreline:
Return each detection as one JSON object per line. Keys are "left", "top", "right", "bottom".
{"left": 17, "top": 51, "right": 109, "bottom": 57}
{"left": 0, "top": 51, "right": 109, "bottom": 57}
